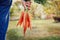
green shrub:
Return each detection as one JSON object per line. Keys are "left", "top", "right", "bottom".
{"left": 34, "top": 0, "right": 47, "bottom": 4}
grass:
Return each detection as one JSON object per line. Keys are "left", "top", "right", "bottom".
{"left": 7, "top": 19, "right": 60, "bottom": 40}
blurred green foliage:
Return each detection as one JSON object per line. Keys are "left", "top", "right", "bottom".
{"left": 34, "top": 0, "right": 47, "bottom": 4}
{"left": 10, "top": 2, "right": 21, "bottom": 16}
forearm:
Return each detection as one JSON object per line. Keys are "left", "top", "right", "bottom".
{"left": 21, "top": 0, "right": 26, "bottom": 10}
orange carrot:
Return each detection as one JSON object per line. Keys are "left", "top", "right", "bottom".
{"left": 23, "top": 13, "right": 28, "bottom": 35}
{"left": 17, "top": 11, "right": 24, "bottom": 26}
{"left": 17, "top": 11, "right": 31, "bottom": 36}
{"left": 27, "top": 13, "right": 31, "bottom": 29}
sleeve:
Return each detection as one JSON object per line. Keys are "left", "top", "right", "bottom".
{"left": 0, "top": 0, "right": 12, "bottom": 6}
{"left": 0, "top": 0, "right": 12, "bottom": 40}
{"left": 0, "top": 0, "right": 12, "bottom": 27}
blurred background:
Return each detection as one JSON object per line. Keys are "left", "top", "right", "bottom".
{"left": 7, "top": 0, "right": 60, "bottom": 40}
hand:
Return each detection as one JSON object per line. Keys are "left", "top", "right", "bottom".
{"left": 22, "top": 0, "right": 31, "bottom": 10}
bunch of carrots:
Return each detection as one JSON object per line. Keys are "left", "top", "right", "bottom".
{"left": 17, "top": 1, "right": 31, "bottom": 36}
